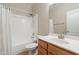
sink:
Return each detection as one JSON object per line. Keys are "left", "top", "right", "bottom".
{"left": 50, "top": 38, "right": 69, "bottom": 44}
{"left": 43, "top": 36, "right": 69, "bottom": 44}
{"left": 42, "top": 35, "right": 79, "bottom": 44}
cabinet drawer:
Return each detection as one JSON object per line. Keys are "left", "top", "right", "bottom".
{"left": 48, "top": 43, "right": 73, "bottom": 55}
{"left": 38, "top": 45, "right": 47, "bottom": 55}
{"left": 38, "top": 39, "right": 47, "bottom": 49}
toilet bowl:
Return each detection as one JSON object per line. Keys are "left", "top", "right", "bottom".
{"left": 25, "top": 43, "right": 38, "bottom": 55}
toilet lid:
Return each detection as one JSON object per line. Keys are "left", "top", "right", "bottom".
{"left": 25, "top": 43, "right": 38, "bottom": 49}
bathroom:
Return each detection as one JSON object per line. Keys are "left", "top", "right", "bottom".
{"left": 0, "top": 3, "right": 79, "bottom": 55}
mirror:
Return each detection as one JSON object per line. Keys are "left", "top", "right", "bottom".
{"left": 49, "top": 3, "right": 79, "bottom": 36}
{"left": 66, "top": 9, "right": 79, "bottom": 36}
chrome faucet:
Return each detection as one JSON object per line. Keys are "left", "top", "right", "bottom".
{"left": 58, "top": 34, "right": 64, "bottom": 39}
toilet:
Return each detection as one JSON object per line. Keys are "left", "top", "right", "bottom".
{"left": 25, "top": 34, "right": 38, "bottom": 55}
{"left": 25, "top": 43, "right": 38, "bottom": 55}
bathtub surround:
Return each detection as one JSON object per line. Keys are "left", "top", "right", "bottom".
{"left": 10, "top": 12, "right": 33, "bottom": 46}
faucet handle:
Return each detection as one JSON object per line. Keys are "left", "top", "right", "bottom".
{"left": 58, "top": 34, "right": 64, "bottom": 39}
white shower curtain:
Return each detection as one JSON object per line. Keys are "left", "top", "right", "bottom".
{"left": 0, "top": 4, "right": 33, "bottom": 55}
{"left": 10, "top": 9, "right": 33, "bottom": 54}
{"left": 0, "top": 4, "right": 12, "bottom": 55}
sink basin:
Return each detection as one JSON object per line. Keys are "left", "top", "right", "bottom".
{"left": 43, "top": 36, "right": 69, "bottom": 44}
{"left": 43, "top": 35, "right": 79, "bottom": 44}
{"left": 50, "top": 38, "right": 69, "bottom": 44}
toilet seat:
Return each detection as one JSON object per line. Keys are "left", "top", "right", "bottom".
{"left": 25, "top": 43, "right": 38, "bottom": 49}
{"left": 25, "top": 43, "right": 38, "bottom": 55}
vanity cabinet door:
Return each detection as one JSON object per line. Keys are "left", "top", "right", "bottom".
{"left": 38, "top": 45, "right": 47, "bottom": 55}
{"left": 38, "top": 39, "right": 47, "bottom": 49}
{"left": 38, "top": 39, "right": 48, "bottom": 55}
{"left": 48, "top": 52, "right": 55, "bottom": 55}
{"left": 38, "top": 51, "right": 43, "bottom": 55}
{"left": 48, "top": 43, "right": 73, "bottom": 55}
{"left": 38, "top": 39, "right": 78, "bottom": 55}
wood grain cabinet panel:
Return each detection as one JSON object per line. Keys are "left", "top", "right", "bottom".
{"left": 38, "top": 39, "right": 47, "bottom": 49}
{"left": 48, "top": 43, "right": 74, "bottom": 55}
{"left": 48, "top": 52, "right": 54, "bottom": 55}
{"left": 38, "top": 51, "right": 44, "bottom": 55}
{"left": 38, "top": 39, "right": 78, "bottom": 55}
{"left": 38, "top": 45, "right": 47, "bottom": 55}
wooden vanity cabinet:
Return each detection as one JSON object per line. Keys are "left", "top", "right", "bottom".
{"left": 38, "top": 39, "right": 48, "bottom": 55}
{"left": 38, "top": 39, "right": 78, "bottom": 55}
{"left": 48, "top": 43, "right": 74, "bottom": 55}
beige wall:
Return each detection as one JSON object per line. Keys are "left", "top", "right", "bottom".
{"left": 50, "top": 3, "right": 79, "bottom": 34}
{"left": 5, "top": 3, "right": 33, "bottom": 14}
{"left": 32, "top": 3, "right": 49, "bottom": 35}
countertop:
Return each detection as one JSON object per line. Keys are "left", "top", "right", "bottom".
{"left": 37, "top": 35, "right": 79, "bottom": 54}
